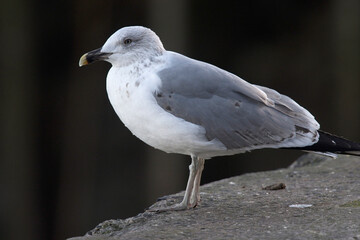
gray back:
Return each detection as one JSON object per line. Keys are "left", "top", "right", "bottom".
{"left": 155, "top": 52, "right": 319, "bottom": 150}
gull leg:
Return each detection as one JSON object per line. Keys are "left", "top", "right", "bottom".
{"left": 190, "top": 158, "right": 205, "bottom": 207}
{"left": 176, "top": 156, "right": 199, "bottom": 208}
{"left": 148, "top": 156, "right": 199, "bottom": 212}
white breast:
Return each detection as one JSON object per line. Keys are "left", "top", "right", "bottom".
{"left": 105, "top": 59, "right": 226, "bottom": 157}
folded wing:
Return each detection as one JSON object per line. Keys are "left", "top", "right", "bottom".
{"left": 155, "top": 52, "right": 319, "bottom": 151}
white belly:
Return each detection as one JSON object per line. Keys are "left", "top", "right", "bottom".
{"left": 105, "top": 64, "right": 226, "bottom": 157}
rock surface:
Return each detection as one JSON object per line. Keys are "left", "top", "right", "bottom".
{"left": 69, "top": 154, "right": 360, "bottom": 240}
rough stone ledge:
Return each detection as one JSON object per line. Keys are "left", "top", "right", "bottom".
{"left": 69, "top": 154, "right": 360, "bottom": 240}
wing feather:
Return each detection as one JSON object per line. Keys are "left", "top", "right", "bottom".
{"left": 155, "top": 52, "right": 319, "bottom": 150}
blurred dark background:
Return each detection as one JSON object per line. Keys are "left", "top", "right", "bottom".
{"left": 1, "top": 0, "right": 359, "bottom": 239}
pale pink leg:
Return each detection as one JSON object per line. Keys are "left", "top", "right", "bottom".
{"left": 148, "top": 156, "right": 202, "bottom": 212}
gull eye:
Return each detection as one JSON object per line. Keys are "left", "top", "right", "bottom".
{"left": 123, "top": 39, "right": 132, "bottom": 45}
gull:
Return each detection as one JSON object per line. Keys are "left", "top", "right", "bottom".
{"left": 79, "top": 26, "right": 360, "bottom": 211}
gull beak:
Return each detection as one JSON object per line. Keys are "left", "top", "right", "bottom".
{"left": 79, "top": 48, "right": 111, "bottom": 67}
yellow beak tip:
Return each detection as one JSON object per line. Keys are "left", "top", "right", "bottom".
{"left": 79, "top": 53, "right": 89, "bottom": 67}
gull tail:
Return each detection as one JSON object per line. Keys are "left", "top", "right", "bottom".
{"left": 289, "top": 130, "right": 360, "bottom": 156}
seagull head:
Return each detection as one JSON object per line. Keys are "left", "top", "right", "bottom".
{"left": 79, "top": 26, "right": 165, "bottom": 67}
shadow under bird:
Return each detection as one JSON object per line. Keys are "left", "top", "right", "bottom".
{"left": 79, "top": 26, "right": 360, "bottom": 211}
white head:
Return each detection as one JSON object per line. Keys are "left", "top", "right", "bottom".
{"left": 79, "top": 26, "right": 165, "bottom": 67}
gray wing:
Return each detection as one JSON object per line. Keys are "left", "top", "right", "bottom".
{"left": 155, "top": 52, "right": 319, "bottom": 150}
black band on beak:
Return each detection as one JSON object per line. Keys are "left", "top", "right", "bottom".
{"left": 79, "top": 48, "right": 111, "bottom": 66}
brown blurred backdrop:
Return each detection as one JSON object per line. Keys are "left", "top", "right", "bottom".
{"left": 1, "top": 0, "right": 359, "bottom": 239}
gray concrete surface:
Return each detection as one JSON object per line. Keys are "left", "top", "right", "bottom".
{"left": 69, "top": 153, "right": 360, "bottom": 240}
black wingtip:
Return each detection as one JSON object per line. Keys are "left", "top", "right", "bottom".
{"left": 288, "top": 130, "right": 360, "bottom": 156}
